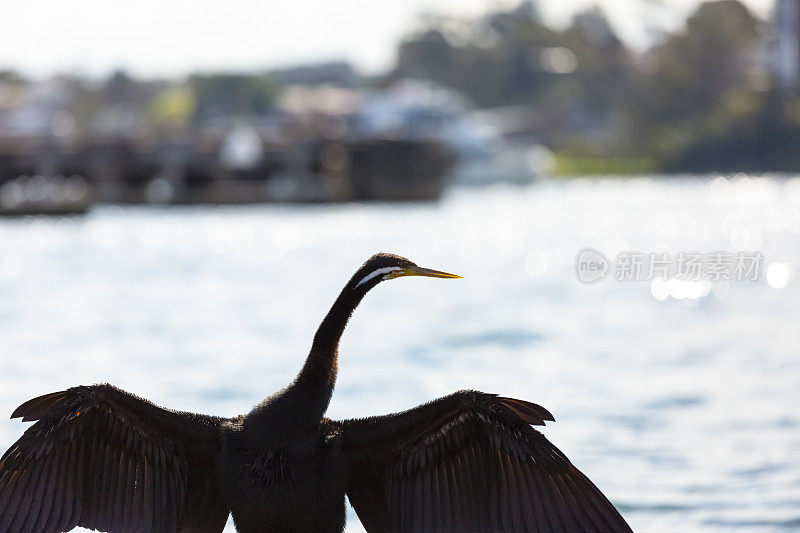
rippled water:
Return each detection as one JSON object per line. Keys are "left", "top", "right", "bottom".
{"left": 1, "top": 176, "right": 799, "bottom": 532}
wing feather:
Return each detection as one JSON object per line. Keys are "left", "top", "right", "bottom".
{"left": 0, "top": 384, "right": 230, "bottom": 533}
{"left": 141, "top": 444, "right": 154, "bottom": 530}
{"left": 339, "top": 390, "right": 631, "bottom": 532}
{"left": 31, "top": 443, "right": 59, "bottom": 532}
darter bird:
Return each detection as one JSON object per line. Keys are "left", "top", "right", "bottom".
{"left": 0, "top": 252, "right": 632, "bottom": 532}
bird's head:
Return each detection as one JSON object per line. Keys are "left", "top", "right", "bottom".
{"left": 310, "top": 253, "right": 461, "bottom": 358}
{"left": 348, "top": 253, "right": 461, "bottom": 293}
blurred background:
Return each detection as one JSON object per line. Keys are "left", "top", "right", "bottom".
{"left": 1, "top": 0, "right": 799, "bottom": 531}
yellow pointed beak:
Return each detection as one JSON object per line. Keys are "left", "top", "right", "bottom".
{"left": 387, "top": 265, "right": 462, "bottom": 280}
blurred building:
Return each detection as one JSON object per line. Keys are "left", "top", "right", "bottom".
{"left": 268, "top": 61, "right": 358, "bottom": 88}
{"left": 770, "top": 0, "right": 800, "bottom": 93}
{"left": 0, "top": 73, "right": 464, "bottom": 212}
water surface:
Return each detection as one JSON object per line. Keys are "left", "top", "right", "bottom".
{"left": 1, "top": 177, "right": 798, "bottom": 531}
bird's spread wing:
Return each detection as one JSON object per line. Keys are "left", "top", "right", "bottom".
{"left": 0, "top": 384, "right": 230, "bottom": 533}
{"left": 337, "top": 390, "right": 631, "bottom": 532}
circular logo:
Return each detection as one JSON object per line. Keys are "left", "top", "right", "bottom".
{"left": 575, "top": 248, "right": 609, "bottom": 284}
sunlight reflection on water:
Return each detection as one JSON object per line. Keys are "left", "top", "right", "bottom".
{"left": 1, "top": 176, "right": 799, "bottom": 532}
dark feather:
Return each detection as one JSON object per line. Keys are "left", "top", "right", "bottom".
{"left": 339, "top": 389, "right": 631, "bottom": 532}
{"left": 0, "top": 384, "right": 230, "bottom": 533}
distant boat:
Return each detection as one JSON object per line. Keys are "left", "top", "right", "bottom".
{"left": 356, "top": 79, "right": 554, "bottom": 187}
{"left": 450, "top": 139, "right": 554, "bottom": 186}
{"left": 0, "top": 175, "right": 92, "bottom": 216}
{"left": 444, "top": 113, "right": 554, "bottom": 186}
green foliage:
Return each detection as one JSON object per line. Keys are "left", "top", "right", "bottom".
{"left": 148, "top": 87, "right": 196, "bottom": 126}
{"left": 393, "top": 2, "right": 631, "bottom": 118}
{"left": 189, "top": 74, "right": 279, "bottom": 120}
{"left": 392, "top": 0, "right": 800, "bottom": 172}
{"left": 553, "top": 154, "right": 657, "bottom": 175}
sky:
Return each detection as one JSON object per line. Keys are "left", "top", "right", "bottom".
{"left": 0, "top": 0, "right": 776, "bottom": 80}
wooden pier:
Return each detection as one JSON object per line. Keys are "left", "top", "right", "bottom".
{"left": 0, "top": 136, "right": 454, "bottom": 214}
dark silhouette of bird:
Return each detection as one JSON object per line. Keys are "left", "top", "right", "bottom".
{"left": 0, "top": 252, "right": 632, "bottom": 532}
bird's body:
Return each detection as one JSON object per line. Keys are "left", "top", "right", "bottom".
{"left": 0, "top": 253, "right": 633, "bottom": 533}
{"left": 220, "top": 395, "right": 347, "bottom": 532}
{"left": 220, "top": 419, "right": 346, "bottom": 532}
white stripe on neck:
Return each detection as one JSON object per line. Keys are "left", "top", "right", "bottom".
{"left": 355, "top": 266, "right": 400, "bottom": 288}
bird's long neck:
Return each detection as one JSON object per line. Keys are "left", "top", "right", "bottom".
{"left": 293, "top": 283, "right": 365, "bottom": 418}
{"left": 243, "top": 285, "right": 366, "bottom": 449}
